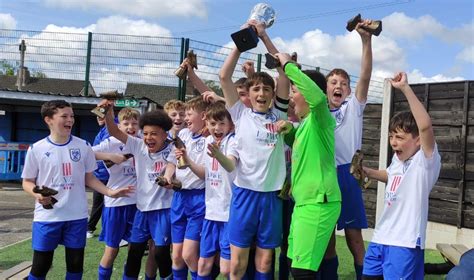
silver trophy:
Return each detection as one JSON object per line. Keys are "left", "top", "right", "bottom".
{"left": 231, "top": 3, "right": 276, "bottom": 52}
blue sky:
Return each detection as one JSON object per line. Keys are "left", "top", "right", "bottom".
{"left": 0, "top": 0, "right": 473, "bottom": 83}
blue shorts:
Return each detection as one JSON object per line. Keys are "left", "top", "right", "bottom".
{"left": 336, "top": 163, "right": 368, "bottom": 230}
{"left": 228, "top": 186, "right": 282, "bottom": 249}
{"left": 129, "top": 208, "right": 171, "bottom": 246}
{"left": 32, "top": 218, "right": 87, "bottom": 251}
{"left": 99, "top": 204, "right": 137, "bottom": 248}
{"left": 171, "top": 189, "right": 205, "bottom": 243}
{"left": 363, "top": 242, "right": 424, "bottom": 279}
{"left": 200, "top": 219, "right": 230, "bottom": 260}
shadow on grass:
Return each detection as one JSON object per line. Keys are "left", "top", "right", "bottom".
{"left": 0, "top": 235, "right": 447, "bottom": 279}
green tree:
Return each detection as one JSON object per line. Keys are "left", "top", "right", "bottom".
{"left": 0, "top": 60, "right": 17, "bottom": 76}
{"left": 204, "top": 80, "right": 223, "bottom": 96}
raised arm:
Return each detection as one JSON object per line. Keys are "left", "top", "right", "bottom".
{"left": 185, "top": 59, "right": 212, "bottom": 94}
{"left": 252, "top": 21, "right": 289, "bottom": 101}
{"left": 276, "top": 53, "right": 326, "bottom": 108}
{"left": 390, "top": 72, "right": 435, "bottom": 157}
{"left": 219, "top": 47, "right": 241, "bottom": 107}
{"left": 354, "top": 19, "right": 373, "bottom": 104}
{"left": 101, "top": 101, "right": 128, "bottom": 144}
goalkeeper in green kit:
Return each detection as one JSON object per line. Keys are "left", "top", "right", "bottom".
{"left": 274, "top": 53, "right": 342, "bottom": 279}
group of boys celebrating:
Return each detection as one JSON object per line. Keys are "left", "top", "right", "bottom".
{"left": 22, "top": 15, "right": 441, "bottom": 280}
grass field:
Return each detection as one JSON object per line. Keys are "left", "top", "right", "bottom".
{"left": 0, "top": 233, "right": 447, "bottom": 279}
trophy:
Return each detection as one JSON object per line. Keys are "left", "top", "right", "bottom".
{"left": 103, "top": 153, "right": 134, "bottom": 168}
{"left": 170, "top": 132, "right": 190, "bottom": 169}
{"left": 231, "top": 3, "right": 276, "bottom": 52}
{"left": 264, "top": 53, "right": 280, "bottom": 69}
{"left": 265, "top": 51, "right": 300, "bottom": 70}
{"left": 155, "top": 176, "right": 182, "bottom": 191}
{"left": 349, "top": 150, "right": 372, "bottom": 189}
{"left": 33, "top": 185, "right": 58, "bottom": 209}
{"left": 346, "top": 13, "right": 382, "bottom": 36}
{"left": 91, "top": 90, "right": 121, "bottom": 118}
{"left": 174, "top": 50, "right": 198, "bottom": 80}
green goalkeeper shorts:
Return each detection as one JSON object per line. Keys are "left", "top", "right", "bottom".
{"left": 287, "top": 201, "right": 341, "bottom": 271}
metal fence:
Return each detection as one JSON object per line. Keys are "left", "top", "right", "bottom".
{"left": 0, "top": 29, "right": 384, "bottom": 103}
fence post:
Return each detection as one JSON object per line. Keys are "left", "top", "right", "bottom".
{"left": 177, "top": 38, "right": 185, "bottom": 100}
{"left": 457, "top": 81, "right": 470, "bottom": 228}
{"left": 179, "top": 38, "right": 190, "bottom": 101}
{"left": 84, "top": 32, "right": 92, "bottom": 97}
{"left": 256, "top": 53, "right": 262, "bottom": 72}
{"left": 375, "top": 79, "right": 393, "bottom": 223}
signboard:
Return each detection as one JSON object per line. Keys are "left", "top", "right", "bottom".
{"left": 114, "top": 99, "right": 140, "bottom": 108}
{"left": 0, "top": 143, "right": 30, "bottom": 151}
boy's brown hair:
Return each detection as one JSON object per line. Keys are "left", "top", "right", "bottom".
{"left": 185, "top": 96, "right": 208, "bottom": 113}
{"left": 164, "top": 99, "right": 185, "bottom": 113}
{"left": 245, "top": 72, "right": 275, "bottom": 91}
{"left": 41, "top": 100, "right": 72, "bottom": 119}
{"left": 234, "top": 77, "right": 247, "bottom": 88}
{"left": 326, "top": 68, "right": 351, "bottom": 85}
{"left": 389, "top": 111, "right": 419, "bottom": 137}
{"left": 118, "top": 107, "right": 140, "bottom": 122}
{"left": 205, "top": 102, "right": 233, "bottom": 123}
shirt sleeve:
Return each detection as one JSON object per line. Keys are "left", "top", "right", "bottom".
{"left": 21, "top": 146, "right": 38, "bottom": 179}
{"left": 84, "top": 145, "right": 98, "bottom": 173}
{"left": 228, "top": 101, "right": 245, "bottom": 122}
{"left": 124, "top": 135, "right": 140, "bottom": 156}
{"left": 350, "top": 94, "right": 366, "bottom": 117}
{"left": 284, "top": 63, "right": 326, "bottom": 109}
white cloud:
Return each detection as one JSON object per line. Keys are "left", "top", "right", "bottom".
{"left": 43, "top": 15, "right": 171, "bottom": 37}
{"left": 456, "top": 46, "right": 474, "bottom": 64}
{"left": 44, "top": 0, "right": 207, "bottom": 19}
{"left": 382, "top": 12, "right": 444, "bottom": 41}
{"left": 407, "top": 69, "right": 464, "bottom": 83}
{"left": 0, "top": 13, "right": 17, "bottom": 29}
{"left": 0, "top": 16, "right": 178, "bottom": 94}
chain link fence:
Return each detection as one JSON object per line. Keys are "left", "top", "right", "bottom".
{"left": 0, "top": 29, "right": 384, "bottom": 103}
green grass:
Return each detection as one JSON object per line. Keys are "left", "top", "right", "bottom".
{"left": 0, "top": 234, "right": 447, "bottom": 279}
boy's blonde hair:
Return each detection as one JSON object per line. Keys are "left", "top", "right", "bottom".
{"left": 185, "top": 96, "right": 208, "bottom": 113}
{"left": 164, "top": 99, "right": 185, "bottom": 113}
{"left": 118, "top": 107, "right": 140, "bottom": 122}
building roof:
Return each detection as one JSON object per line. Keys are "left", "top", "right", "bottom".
{"left": 0, "top": 75, "right": 95, "bottom": 97}
{"left": 124, "top": 83, "right": 180, "bottom": 105}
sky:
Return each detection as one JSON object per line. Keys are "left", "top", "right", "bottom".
{"left": 0, "top": 0, "right": 473, "bottom": 85}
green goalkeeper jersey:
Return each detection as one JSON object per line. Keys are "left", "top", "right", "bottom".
{"left": 284, "top": 63, "right": 341, "bottom": 206}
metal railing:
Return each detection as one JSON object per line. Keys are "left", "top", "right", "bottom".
{"left": 0, "top": 29, "right": 384, "bottom": 103}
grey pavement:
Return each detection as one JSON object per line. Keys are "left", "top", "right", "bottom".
{"left": 0, "top": 182, "right": 93, "bottom": 249}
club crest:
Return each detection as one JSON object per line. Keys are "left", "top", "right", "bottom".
{"left": 69, "top": 148, "right": 81, "bottom": 162}
{"left": 194, "top": 139, "right": 206, "bottom": 152}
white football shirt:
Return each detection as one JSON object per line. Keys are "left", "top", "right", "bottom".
{"left": 371, "top": 145, "right": 441, "bottom": 249}
{"left": 125, "top": 135, "right": 174, "bottom": 211}
{"left": 331, "top": 96, "right": 366, "bottom": 166}
{"left": 22, "top": 136, "right": 97, "bottom": 222}
{"left": 204, "top": 133, "right": 236, "bottom": 222}
{"left": 228, "top": 101, "right": 287, "bottom": 192}
{"left": 93, "top": 137, "right": 137, "bottom": 207}
{"left": 167, "top": 128, "right": 206, "bottom": 190}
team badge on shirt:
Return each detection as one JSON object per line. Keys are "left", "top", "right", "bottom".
{"left": 69, "top": 148, "right": 81, "bottom": 162}
{"left": 193, "top": 138, "right": 206, "bottom": 153}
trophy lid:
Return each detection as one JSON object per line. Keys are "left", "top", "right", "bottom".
{"left": 249, "top": 3, "right": 276, "bottom": 28}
